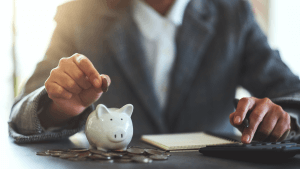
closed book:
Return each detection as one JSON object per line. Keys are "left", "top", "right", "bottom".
{"left": 141, "top": 132, "right": 238, "bottom": 151}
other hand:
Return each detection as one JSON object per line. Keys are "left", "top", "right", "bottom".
{"left": 229, "top": 97, "right": 291, "bottom": 143}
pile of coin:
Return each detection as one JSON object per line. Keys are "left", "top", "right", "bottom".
{"left": 36, "top": 146, "right": 170, "bottom": 163}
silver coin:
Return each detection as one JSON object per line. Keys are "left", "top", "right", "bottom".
{"left": 120, "top": 155, "right": 132, "bottom": 159}
{"left": 126, "top": 148, "right": 145, "bottom": 154}
{"left": 60, "top": 153, "right": 79, "bottom": 159}
{"left": 36, "top": 152, "right": 51, "bottom": 156}
{"left": 88, "top": 154, "right": 111, "bottom": 160}
{"left": 132, "top": 156, "right": 152, "bottom": 163}
{"left": 47, "top": 149, "right": 67, "bottom": 153}
{"left": 89, "top": 149, "right": 107, "bottom": 155}
{"left": 149, "top": 154, "right": 168, "bottom": 160}
{"left": 106, "top": 152, "right": 123, "bottom": 158}
{"left": 51, "top": 152, "right": 62, "bottom": 157}
{"left": 68, "top": 148, "right": 89, "bottom": 152}
{"left": 128, "top": 146, "right": 144, "bottom": 149}
{"left": 144, "top": 149, "right": 164, "bottom": 155}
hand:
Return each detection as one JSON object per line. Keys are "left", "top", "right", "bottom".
{"left": 41, "top": 53, "right": 111, "bottom": 127}
{"left": 229, "top": 97, "right": 291, "bottom": 143}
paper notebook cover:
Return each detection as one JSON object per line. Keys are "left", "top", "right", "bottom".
{"left": 141, "top": 132, "right": 237, "bottom": 151}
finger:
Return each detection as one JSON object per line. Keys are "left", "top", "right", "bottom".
{"left": 63, "top": 61, "right": 92, "bottom": 90}
{"left": 269, "top": 113, "right": 291, "bottom": 142}
{"left": 72, "top": 54, "right": 102, "bottom": 89}
{"left": 233, "top": 97, "right": 256, "bottom": 126}
{"left": 230, "top": 112, "right": 244, "bottom": 133}
{"left": 45, "top": 82, "right": 72, "bottom": 100}
{"left": 253, "top": 112, "right": 278, "bottom": 141}
{"left": 241, "top": 103, "right": 269, "bottom": 143}
{"left": 51, "top": 69, "right": 82, "bottom": 94}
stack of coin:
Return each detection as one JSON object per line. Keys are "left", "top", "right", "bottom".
{"left": 36, "top": 146, "right": 170, "bottom": 163}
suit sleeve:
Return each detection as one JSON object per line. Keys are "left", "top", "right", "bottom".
{"left": 9, "top": 3, "right": 94, "bottom": 143}
{"left": 238, "top": 0, "right": 300, "bottom": 140}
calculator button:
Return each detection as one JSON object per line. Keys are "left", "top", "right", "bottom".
{"left": 272, "top": 142, "right": 281, "bottom": 144}
{"left": 251, "top": 143, "right": 262, "bottom": 146}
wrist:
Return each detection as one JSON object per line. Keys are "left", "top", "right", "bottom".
{"left": 38, "top": 101, "right": 74, "bottom": 129}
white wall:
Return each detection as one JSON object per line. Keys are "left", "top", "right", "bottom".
{"left": 15, "top": 0, "right": 70, "bottom": 93}
{"left": 269, "top": 0, "right": 300, "bottom": 76}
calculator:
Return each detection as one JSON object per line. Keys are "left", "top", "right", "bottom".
{"left": 199, "top": 141, "right": 300, "bottom": 159}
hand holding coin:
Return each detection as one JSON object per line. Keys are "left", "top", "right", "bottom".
{"left": 39, "top": 53, "right": 111, "bottom": 129}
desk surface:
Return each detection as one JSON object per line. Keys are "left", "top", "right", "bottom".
{"left": 2, "top": 131, "right": 300, "bottom": 169}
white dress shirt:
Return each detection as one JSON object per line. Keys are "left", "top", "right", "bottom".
{"left": 132, "top": 0, "right": 190, "bottom": 111}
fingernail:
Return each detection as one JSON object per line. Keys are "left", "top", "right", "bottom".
{"left": 93, "top": 78, "right": 100, "bottom": 88}
{"left": 234, "top": 116, "right": 241, "bottom": 124}
{"left": 76, "top": 54, "right": 84, "bottom": 63}
{"left": 243, "top": 135, "right": 250, "bottom": 143}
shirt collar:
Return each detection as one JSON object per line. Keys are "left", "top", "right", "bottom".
{"left": 132, "top": 0, "right": 190, "bottom": 40}
{"left": 166, "top": 0, "right": 191, "bottom": 26}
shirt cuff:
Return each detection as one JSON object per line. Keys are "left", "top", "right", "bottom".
{"left": 283, "top": 109, "right": 300, "bottom": 141}
{"left": 37, "top": 104, "right": 67, "bottom": 132}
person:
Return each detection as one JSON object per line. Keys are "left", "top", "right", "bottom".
{"left": 9, "top": 0, "right": 300, "bottom": 144}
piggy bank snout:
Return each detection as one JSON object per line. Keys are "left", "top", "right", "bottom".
{"left": 107, "top": 128, "right": 127, "bottom": 143}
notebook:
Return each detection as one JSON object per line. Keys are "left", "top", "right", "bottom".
{"left": 141, "top": 132, "right": 238, "bottom": 151}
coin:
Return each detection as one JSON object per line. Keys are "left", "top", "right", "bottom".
{"left": 37, "top": 146, "right": 169, "bottom": 163}
{"left": 126, "top": 148, "right": 145, "bottom": 154}
{"left": 77, "top": 151, "right": 91, "bottom": 158}
{"left": 149, "top": 154, "right": 168, "bottom": 160}
{"left": 132, "top": 156, "right": 153, "bottom": 163}
{"left": 106, "top": 152, "right": 123, "bottom": 158}
{"left": 68, "top": 148, "right": 89, "bottom": 152}
{"left": 101, "top": 77, "right": 108, "bottom": 92}
{"left": 120, "top": 155, "right": 132, "bottom": 159}
{"left": 51, "top": 152, "right": 62, "bottom": 157}
{"left": 89, "top": 149, "right": 107, "bottom": 155}
{"left": 47, "top": 149, "right": 66, "bottom": 153}
{"left": 36, "top": 152, "right": 51, "bottom": 156}
{"left": 144, "top": 149, "right": 164, "bottom": 155}
{"left": 60, "top": 153, "right": 79, "bottom": 159}
{"left": 88, "top": 154, "right": 111, "bottom": 160}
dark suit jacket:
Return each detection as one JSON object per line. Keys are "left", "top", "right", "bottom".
{"left": 9, "top": 0, "right": 300, "bottom": 143}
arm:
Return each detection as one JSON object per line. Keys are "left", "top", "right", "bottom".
{"left": 230, "top": 0, "right": 300, "bottom": 143}
{"left": 9, "top": 2, "right": 108, "bottom": 143}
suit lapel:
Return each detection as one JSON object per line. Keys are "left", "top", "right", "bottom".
{"left": 164, "top": 0, "right": 217, "bottom": 131}
{"left": 105, "top": 9, "right": 168, "bottom": 133}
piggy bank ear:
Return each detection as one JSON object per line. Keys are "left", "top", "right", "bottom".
{"left": 96, "top": 104, "right": 110, "bottom": 118}
{"left": 120, "top": 104, "right": 134, "bottom": 117}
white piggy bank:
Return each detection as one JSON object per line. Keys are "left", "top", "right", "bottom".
{"left": 85, "top": 104, "right": 134, "bottom": 151}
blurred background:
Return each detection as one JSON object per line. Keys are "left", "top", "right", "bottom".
{"left": 0, "top": 0, "right": 300, "bottom": 138}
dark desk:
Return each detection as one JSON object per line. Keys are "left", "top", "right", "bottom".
{"left": 3, "top": 131, "right": 300, "bottom": 169}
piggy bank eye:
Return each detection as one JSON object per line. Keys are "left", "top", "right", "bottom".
{"left": 121, "top": 118, "right": 123, "bottom": 120}
{"left": 110, "top": 119, "right": 113, "bottom": 121}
